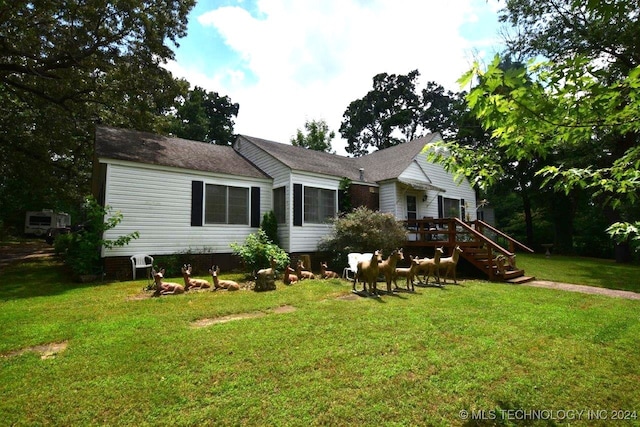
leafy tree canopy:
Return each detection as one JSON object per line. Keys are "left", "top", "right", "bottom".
{"left": 290, "top": 119, "right": 335, "bottom": 152}
{"left": 167, "top": 86, "right": 239, "bottom": 145}
{"left": 0, "top": 1, "right": 195, "bottom": 227}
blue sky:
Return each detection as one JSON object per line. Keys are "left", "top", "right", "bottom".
{"left": 166, "top": 0, "right": 506, "bottom": 154}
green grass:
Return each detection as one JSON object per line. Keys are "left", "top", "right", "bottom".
{"left": 1, "top": 257, "right": 639, "bottom": 426}
{"left": 517, "top": 253, "right": 640, "bottom": 292}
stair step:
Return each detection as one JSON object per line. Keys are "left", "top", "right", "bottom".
{"left": 507, "top": 275, "right": 536, "bottom": 284}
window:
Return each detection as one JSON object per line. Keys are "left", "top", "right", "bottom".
{"left": 204, "top": 184, "right": 249, "bottom": 224}
{"left": 273, "top": 187, "right": 286, "bottom": 224}
{"left": 443, "top": 197, "right": 460, "bottom": 219}
{"left": 304, "top": 186, "right": 336, "bottom": 223}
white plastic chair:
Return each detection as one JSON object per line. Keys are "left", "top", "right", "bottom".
{"left": 342, "top": 253, "right": 361, "bottom": 280}
{"left": 130, "top": 254, "right": 154, "bottom": 283}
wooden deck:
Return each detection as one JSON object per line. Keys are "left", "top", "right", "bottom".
{"left": 403, "top": 218, "right": 535, "bottom": 282}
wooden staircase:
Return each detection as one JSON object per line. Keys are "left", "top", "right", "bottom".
{"left": 405, "top": 218, "right": 536, "bottom": 283}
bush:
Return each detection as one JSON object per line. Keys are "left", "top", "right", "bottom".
{"left": 260, "top": 210, "right": 279, "bottom": 246}
{"left": 318, "top": 207, "right": 407, "bottom": 267}
{"left": 230, "top": 229, "right": 289, "bottom": 275}
{"left": 55, "top": 196, "right": 138, "bottom": 277}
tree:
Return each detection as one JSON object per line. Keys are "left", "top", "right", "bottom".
{"left": 290, "top": 119, "right": 335, "bottom": 152}
{"left": 167, "top": 86, "right": 239, "bottom": 145}
{"left": 0, "top": 1, "right": 195, "bottom": 229}
{"left": 340, "top": 70, "right": 422, "bottom": 156}
{"left": 339, "top": 70, "right": 485, "bottom": 156}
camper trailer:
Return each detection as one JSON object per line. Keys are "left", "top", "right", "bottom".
{"left": 24, "top": 210, "right": 71, "bottom": 237}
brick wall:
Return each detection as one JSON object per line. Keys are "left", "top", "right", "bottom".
{"left": 350, "top": 184, "right": 379, "bottom": 211}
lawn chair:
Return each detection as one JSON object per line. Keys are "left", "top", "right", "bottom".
{"left": 130, "top": 254, "right": 154, "bottom": 284}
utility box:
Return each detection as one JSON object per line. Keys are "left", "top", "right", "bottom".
{"left": 24, "top": 210, "right": 71, "bottom": 237}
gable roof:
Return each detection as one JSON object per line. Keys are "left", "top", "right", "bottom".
{"left": 238, "top": 133, "right": 442, "bottom": 184}
{"left": 95, "top": 126, "right": 270, "bottom": 180}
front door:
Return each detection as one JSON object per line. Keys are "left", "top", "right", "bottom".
{"left": 407, "top": 195, "right": 417, "bottom": 220}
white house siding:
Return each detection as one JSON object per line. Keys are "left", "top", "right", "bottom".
{"left": 101, "top": 161, "right": 272, "bottom": 257}
{"left": 289, "top": 171, "right": 341, "bottom": 253}
{"left": 378, "top": 182, "right": 398, "bottom": 217}
{"left": 412, "top": 154, "right": 477, "bottom": 221}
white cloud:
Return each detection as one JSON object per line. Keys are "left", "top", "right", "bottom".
{"left": 166, "top": 0, "right": 502, "bottom": 154}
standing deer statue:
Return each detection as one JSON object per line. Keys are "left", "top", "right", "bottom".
{"left": 393, "top": 255, "right": 419, "bottom": 291}
{"left": 151, "top": 268, "right": 185, "bottom": 296}
{"left": 181, "top": 264, "right": 211, "bottom": 290}
{"left": 414, "top": 247, "right": 444, "bottom": 286}
{"left": 438, "top": 246, "right": 463, "bottom": 285}
{"left": 320, "top": 261, "right": 340, "bottom": 279}
{"left": 378, "top": 248, "right": 404, "bottom": 294}
{"left": 353, "top": 250, "right": 383, "bottom": 295}
{"left": 208, "top": 265, "right": 240, "bottom": 291}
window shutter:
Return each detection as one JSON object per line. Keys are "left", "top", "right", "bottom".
{"left": 293, "top": 183, "right": 303, "bottom": 226}
{"left": 437, "top": 195, "right": 444, "bottom": 219}
{"left": 251, "top": 187, "right": 261, "bottom": 228}
{"left": 460, "top": 198, "right": 466, "bottom": 220}
{"left": 191, "top": 181, "right": 204, "bottom": 226}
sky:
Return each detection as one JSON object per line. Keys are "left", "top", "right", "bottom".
{"left": 164, "top": 0, "right": 506, "bottom": 155}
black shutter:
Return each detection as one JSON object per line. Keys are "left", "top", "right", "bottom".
{"left": 460, "top": 198, "right": 466, "bottom": 220}
{"left": 293, "top": 183, "right": 303, "bottom": 226}
{"left": 437, "top": 195, "right": 444, "bottom": 219}
{"left": 191, "top": 181, "right": 204, "bottom": 226}
{"left": 251, "top": 187, "right": 261, "bottom": 228}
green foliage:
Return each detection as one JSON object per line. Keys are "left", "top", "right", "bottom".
{"left": 260, "top": 211, "right": 279, "bottom": 246}
{"left": 338, "top": 177, "right": 352, "bottom": 213}
{"left": 0, "top": 1, "right": 195, "bottom": 229}
{"left": 55, "top": 197, "right": 138, "bottom": 276}
{"left": 290, "top": 119, "right": 335, "bottom": 152}
{"left": 230, "top": 229, "right": 289, "bottom": 274}
{"left": 166, "top": 86, "right": 239, "bottom": 145}
{"left": 607, "top": 222, "right": 640, "bottom": 253}
{"left": 318, "top": 207, "right": 407, "bottom": 266}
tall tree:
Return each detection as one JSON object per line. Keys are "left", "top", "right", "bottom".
{"left": 167, "top": 86, "right": 239, "bottom": 145}
{"left": 290, "top": 119, "right": 335, "bottom": 152}
{"left": 0, "top": 1, "right": 195, "bottom": 228}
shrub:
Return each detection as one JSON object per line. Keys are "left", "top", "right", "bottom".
{"left": 55, "top": 196, "right": 138, "bottom": 277}
{"left": 230, "top": 229, "right": 289, "bottom": 275}
{"left": 260, "top": 210, "right": 279, "bottom": 246}
{"left": 318, "top": 207, "right": 407, "bottom": 266}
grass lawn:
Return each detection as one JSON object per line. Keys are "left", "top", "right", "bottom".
{"left": 517, "top": 253, "right": 640, "bottom": 293}
{"left": 1, "top": 256, "right": 639, "bottom": 426}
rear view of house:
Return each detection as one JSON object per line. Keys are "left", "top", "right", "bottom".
{"left": 92, "top": 126, "right": 477, "bottom": 279}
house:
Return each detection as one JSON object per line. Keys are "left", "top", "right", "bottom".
{"left": 93, "top": 126, "right": 477, "bottom": 278}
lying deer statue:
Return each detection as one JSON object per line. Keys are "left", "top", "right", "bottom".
{"left": 353, "top": 250, "right": 382, "bottom": 295}
{"left": 283, "top": 265, "right": 298, "bottom": 284}
{"left": 414, "top": 247, "right": 444, "bottom": 286}
{"left": 438, "top": 246, "right": 463, "bottom": 285}
{"left": 320, "top": 261, "right": 340, "bottom": 279}
{"left": 296, "top": 259, "right": 315, "bottom": 280}
{"left": 393, "top": 255, "right": 419, "bottom": 291}
{"left": 378, "top": 248, "right": 404, "bottom": 294}
{"left": 152, "top": 268, "right": 185, "bottom": 296}
{"left": 181, "top": 264, "right": 211, "bottom": 290}
{"left": 208, "top": 265, "right": 240, "bottom": 291}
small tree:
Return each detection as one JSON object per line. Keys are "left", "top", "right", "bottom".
{"left": 290, "top": 119, "right": 335, "bottom": 152}
{"left": 260, "top": 210, "right": 279, "bottom": 246}
{"left": 318, "top": 207, "right": 407, "bottom": 266}
{"left": 55, "top": 196, "right": 139, "bottom": 278}
{"left": 230, "top": 229, "right": 289, "bottom": 275}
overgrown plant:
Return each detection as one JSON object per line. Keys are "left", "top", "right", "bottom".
{"left": 55, "top": 197, "right": 138, "bottom": 277}
{"left": 318, "top": 207, "right": 407, "bottom": 267}
{"left": 260, "top": 210, "right": 279, "bottom": 246}
{"left": 607, "top": 222, "right": 640, "bottom": 254}
{"left": 230, "top": 229, "right": 289, "bottom": 275}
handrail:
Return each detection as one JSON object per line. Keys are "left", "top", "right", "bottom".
{"left": 473, "top": 220, "right": 534, "bottom": 253}
{"left": 452, "top": 218, "right": 514, "bottom": 258}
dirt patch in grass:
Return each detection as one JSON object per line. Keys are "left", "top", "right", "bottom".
{"left": 191, "top": 305, "right": 297, "bottom": 328}
{"left": 2, "top": 341, "right": 69, "bottom": 360}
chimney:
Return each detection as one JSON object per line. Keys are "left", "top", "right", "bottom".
{"left": 359, "top": 168, "right": 364, "bottom": 181}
